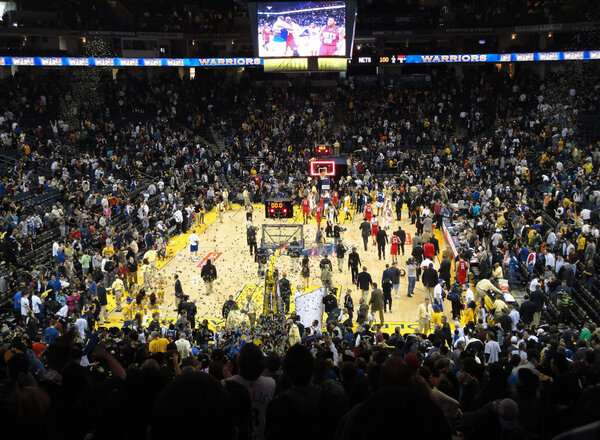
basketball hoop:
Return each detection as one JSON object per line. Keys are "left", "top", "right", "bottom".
{"left": 319, "top": 169, "right": 327, "bottom": 180}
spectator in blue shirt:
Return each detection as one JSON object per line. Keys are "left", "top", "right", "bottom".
{"left": 44, "top": 320, "right": 59, "bottom": 344}
{"left": 13, "top": 291, "right": 22, "bottom": 323}
{"left": 88, "top": 277, "right": 98, "bottom": 297}
{"left": 48, "top": 275, "right": 62, "bottom": 292}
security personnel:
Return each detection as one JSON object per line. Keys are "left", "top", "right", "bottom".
{"left": 348, "top": 247, "right": 362, "bottom": 284}
{"left": 247, "top": 226, "right": 258, "bottom": 256}
{"left": 279, "top": 274, "right": 292, "bottom": 313}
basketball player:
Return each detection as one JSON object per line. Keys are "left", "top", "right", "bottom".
{"left": 364, "top": 201, "right": 373, "bottom": 223}
{"left": 271, "top": 16, "right": 294, "bottom": 56}
{"left": 390, "top": 234, "right": 400, "bottom": 264}
{"left": 309, "top": 23, "right": 320, "bottom": 55}
{"left": 343, "top": 193, "right": 352, "bottom": 221}
{"left": 189, "top": 230, "right": 200, "bottom": 261}
{"left": 261, "top": 24, "right": 271, "bottom": 52}
{"left": 383, "top": 204, "right": 393, "bottom": 230}
{"left": 284, "top": 17, "right": 300, "bottom": 56}
{"left": 302, "top": 196, "right": 310, "bottom": 224}
{"left": 315, "top": 203, "right": 323, "bottom": 229}
{"left": 319, "top": 17, "right": 343, "bottom": 56}
{"left": 371, "top": 214, "right": 379, "bottom": 246}
{"left": 376, "top": 189, "right": 385, "bottom": 216}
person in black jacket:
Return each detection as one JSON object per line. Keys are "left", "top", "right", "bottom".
{"left": 348, "top": 247, "right": 361, "bottom": 284}
{"left": 376, "top": 228, "right": 388, "bottom": 260}
{"left": 97, "top": 280, "right": 108, "bottom": 321}
{"left": 530, "top": 286, "right": 545, "bottom": 329}
{"left": 439, "top": 256, "right": 452, "bottom": 289}
{"left": 335, "top": 240, "right": 346, "bottom": 273}
{"left": 357, "top": 267, "right": 373, "bottom": 301}
{"left": 359, "top": 219, "right": 371, "bottom": 251}
{"left": 519, "top": 295, "right": 536, "bottom": 330}
{"left": 201, "top": 259, "right": 217, "bottom": 295}
{"left": 394, "top": 227, "right": 406, "bottom": 256}
{"left": 421, "top": 263, "right": 438, "bottom": 301}
{"left": 279, "top": 274, "right": 292, "bottom": 313}
{"left": 174, "top": 274, "right": 184, "bottom": 302}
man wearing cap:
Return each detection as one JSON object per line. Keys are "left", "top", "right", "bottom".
{"left": 433, "top": 278, "right": 445, "bottom": 312}
{"left": 348, "top": 247, "right": 361, "bottom": 284}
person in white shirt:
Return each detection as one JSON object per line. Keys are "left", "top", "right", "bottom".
{"left": 75, "top": 316, "right": 88, "bottom": 340}
{"left": 188, "top": 232, "right": 200, "bottom": 260}
{"left": 31, "top": 293, "right": 42, "bottom": 317}
{"left": 420, "top": 258, "right": 434, "bottom": 271}
{"left": 543, "top": 250, "right": 555, "bottom": 269}
{"left": 173, "top": 209, "right": 184, "bottom": 233}
{"left": 21, "top": 292, "right": 31, "bottom": 317}
{"left": 508, "top": 304, "right": 520, "bottom": 332}
{"left": 484, "top": 331, "right": 501, "bottom": 364}
{"left": 175, "top": 333, "right": 191, "bottom": 358}
{"left": 226, "top": 343, "right": 276, "bottom": 440}
{"left": 52, "top": 241, "right": 60, "bottom": 258}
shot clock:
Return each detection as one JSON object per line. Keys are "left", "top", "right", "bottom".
{"left": 265, "top": 198, "right": 294, "bottom": 219}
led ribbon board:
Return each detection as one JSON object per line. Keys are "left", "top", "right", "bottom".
{"left": 1, "top": 51, "right": 600, "bottom": 68}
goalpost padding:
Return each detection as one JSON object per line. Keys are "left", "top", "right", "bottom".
{"left": 261, "top": 223, "right": 304, "bottom": 250}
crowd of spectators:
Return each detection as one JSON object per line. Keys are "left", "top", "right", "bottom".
{"left": 0, "top": 62, "right": 599, "bottom": 439}
{"left": 358, "top": 0, "right": 600, "bottom": 30}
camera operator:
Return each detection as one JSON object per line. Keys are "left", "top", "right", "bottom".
{"left": 333, "top": 223, "right": 345, "bottom": 246}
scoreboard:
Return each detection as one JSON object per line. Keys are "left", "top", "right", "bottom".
{"left": 265, "top": 198, "right": 294, "bottom": 219}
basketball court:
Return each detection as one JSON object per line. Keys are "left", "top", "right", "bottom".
{"left": 104, "top": 202, "right": 449, "bottom": 332}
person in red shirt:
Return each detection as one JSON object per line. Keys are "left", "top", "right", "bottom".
{"left": 457, "top": 256, "right": 469, "bottom": 285}
{"left": 424, "top": 241, "right": 435, "bottom": 260}
{"left": 364, "top": 204, "right": 373, "bottom": 222}
{"left": 371, "top": 215, "right": 379, "bottom": 246}
{"left": 332, "top": 191, "right": 339, "bottom": 207}
{"left": 315, "top": 204, "right": 322, "bottom": 228}
{"left": 390, "top": 235, "right": 400, "bottom": 263}
{"left": 302, "top": 198, "right": 310, "bottom": 224}
{"left": 319, "top": 17, "right": 343, "bottom": 56}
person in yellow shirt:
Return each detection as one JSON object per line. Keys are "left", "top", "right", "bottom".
{"left": 430, "top": 306, "right": 443, "bottom": 329}
{"left": 461, "top": 301, "right": 476, "bottom": 327}
{"left": 102, "top": 245, "right": 115, "bottom": 258}
{"left": 583, "top": 160, "right": 593, "bottom": 174}
{"left": 491, "top": 262, "right": 503, "bottom": 280}
{"left": 416, "top": 298, "right": 433, "bottom": 335}
{"left": 577, "top": 234, "right": 586, "bottom": 252}
{"left": 111, "top": 277, "right": 125, "bottom": 310}
{"left": 493, "top": 295, "right": 508, "bottom": 320}
{"left": 149, "top": 332, "right": 169, "bottom": 353}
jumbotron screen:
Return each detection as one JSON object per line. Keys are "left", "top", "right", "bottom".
{"left": 256, "top": 1, "right": 347, "bottom": 57}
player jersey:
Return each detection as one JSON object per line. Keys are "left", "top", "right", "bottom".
{"left": 365, "top": 205, "right": 373, "bottom": 215}
{"left": 391, "top": 236, "right": 400, "bottom": 245}
{"left": 321, "top": 25, "right": 339, "bottom": 46}
{"left": 262, "top": 27, "right": 271, "bottom": 42}
{"left": 332, "top": 191, "right": 339, "bottom": 204}
{"left": 376, "top": 192, "right": 384, "bottom": 202}
{"left": 316, "top": 206, "right": 322, "bottom": 216}
{"left": 302, "top": 199, "right": 309, "bottom": 209}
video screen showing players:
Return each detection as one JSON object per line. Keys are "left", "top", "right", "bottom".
{"left": 257, "top": 1, "right": 346, "bottom": 58}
